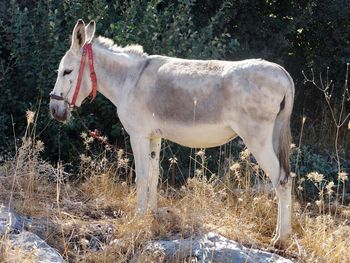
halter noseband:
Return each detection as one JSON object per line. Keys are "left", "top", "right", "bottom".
{"left": 49, "top": 43, "right": 97, "bottom": 108}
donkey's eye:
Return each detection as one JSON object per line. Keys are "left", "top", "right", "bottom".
{"left": 63, "top": 69, "right": 73, "bottom": 76}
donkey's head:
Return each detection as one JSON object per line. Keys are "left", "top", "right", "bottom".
{"left": 49, "top": 19, "right": 96, "bottom": 122}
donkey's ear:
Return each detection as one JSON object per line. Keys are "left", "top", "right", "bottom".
{"left": 71, "top": 19, "right": 86, "bottom": 53}
{"left": 85, "top": 20, "right": 96, "bottom": 43}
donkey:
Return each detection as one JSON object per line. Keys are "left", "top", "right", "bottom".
{"left": 49, "top": 20, "right": 294, "bottom": 247}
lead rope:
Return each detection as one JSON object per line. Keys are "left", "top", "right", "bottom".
{"left": 74, "top": 110, "right": 114, "bottom": 149}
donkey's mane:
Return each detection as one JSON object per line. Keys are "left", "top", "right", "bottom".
{"left": 94, "top": 36, "right": 145, "bottom": 57}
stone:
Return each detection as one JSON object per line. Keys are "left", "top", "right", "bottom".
{"left": 143, "top": 232, "right": 294, "bottom": 263}
{"left": 0, "top": 204, "right": 66, "bottom": 263}
{"left": 7, "top": 231, "right": 66, "bottom": 263}
{"left": 0, "top": 204, "right": 59, "bottom": 238}
{"left": 0, "top": 204, "right": 31, "bottom": 234}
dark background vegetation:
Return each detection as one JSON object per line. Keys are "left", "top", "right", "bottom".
{"left": 0, "top": 0, "right": 349, "bottom": 182}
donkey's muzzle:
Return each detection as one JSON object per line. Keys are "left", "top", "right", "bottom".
{"left": 50, "top": 102, "right": 68, "bottom": 122}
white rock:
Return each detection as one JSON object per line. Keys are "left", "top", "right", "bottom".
{"left": 0, "top": 204, "right": 31, "bottom": 234}
{"left": 144, "top": 232, "right": 294, "bottom": 263}
{"left": 1, "top": 205, "right": 66, "bottom": 263}
{"left": 8, "top": 231, "right": 66, "bottom": 263}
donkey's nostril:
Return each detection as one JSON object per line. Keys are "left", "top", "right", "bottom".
{"left": 50, "top": 104, "right": 58, "bottom": 117}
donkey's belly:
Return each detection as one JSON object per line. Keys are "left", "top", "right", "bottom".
{"left": 159, "top": 124, "right": 237, "bottom": 148}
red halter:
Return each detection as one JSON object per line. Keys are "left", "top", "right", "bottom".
{"left": 50, "top": 43, "right": 97, "bottom": 107}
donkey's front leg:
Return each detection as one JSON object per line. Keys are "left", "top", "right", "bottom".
{"left": 130, "top": 135, "right": 151, "bottom": 215}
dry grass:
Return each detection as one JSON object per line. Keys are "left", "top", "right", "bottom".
{"left": 0, "top": 237, "right": 38, "bottom": 263}
{"left": 0, "top": 115, "right": 349, "bottom": 262}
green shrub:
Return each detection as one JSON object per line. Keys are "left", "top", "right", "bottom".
{"left": 0, "top": 0, "right": 349, "bottom": 180}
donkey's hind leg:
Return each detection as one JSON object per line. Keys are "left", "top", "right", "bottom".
{"left": 148, "top": 137, "right": 161, "bottom": 212}
{"left": 236, "top": 123, "right": 292, "bottom": 247}
{"left": 271, "top": 176, "right": 292, "bottom": 247}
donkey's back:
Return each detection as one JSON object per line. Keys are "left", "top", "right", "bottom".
{"left": 141, "top": 57, "right": 292, "bottom": 128}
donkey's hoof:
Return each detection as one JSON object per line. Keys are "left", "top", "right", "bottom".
{"left": 135, "top": 207, "right": 147, "bottom": 216}
{"left": 271, "top": 235, "right": 288, "bottom": 249}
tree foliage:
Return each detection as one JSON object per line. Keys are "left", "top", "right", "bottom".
{"left": 0, "top": 0, "right": 349, "bottom": 163}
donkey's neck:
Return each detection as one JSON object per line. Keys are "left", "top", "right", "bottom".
{"left": 92, "top": 44, "right": 144, "bottom": 106}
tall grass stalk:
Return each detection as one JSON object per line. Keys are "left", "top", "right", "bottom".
{"left": 295, "top": 116, "right": 306, "bottom": 178}
{"left": 303, "top": 64, "right": 350, "bottom": 211}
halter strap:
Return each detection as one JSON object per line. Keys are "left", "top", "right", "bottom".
{"left": 70, "top": 43, "right": 97, "bottom": 107}
{"left": 50, "top": 43, "right": 97, "bottom": 107}
{"left": 87, "top": 44, "right": 97, "bottom": 100}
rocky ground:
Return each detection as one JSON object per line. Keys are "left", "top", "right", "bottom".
{"left": 1, "top": 204, "right": 293, "bottom": 263}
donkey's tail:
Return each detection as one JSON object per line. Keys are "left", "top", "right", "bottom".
{"left": 273, "top": 67, "right": 295, "bottom": 183}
